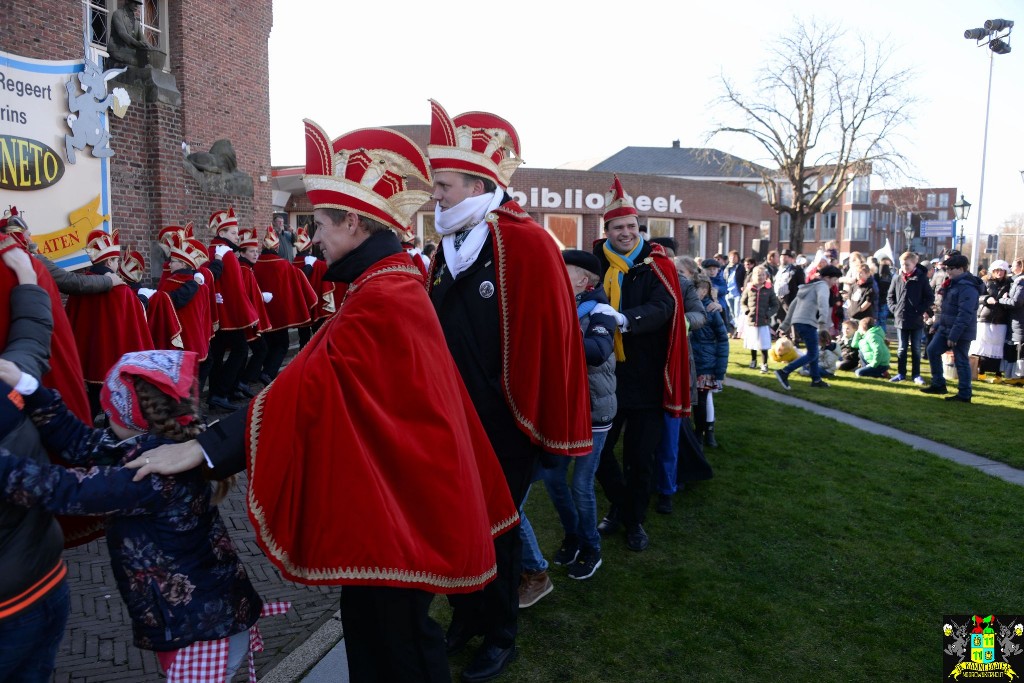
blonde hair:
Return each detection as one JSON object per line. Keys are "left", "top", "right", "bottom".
{"left": 135, "top": 377, "right": 236, "bottom": 505}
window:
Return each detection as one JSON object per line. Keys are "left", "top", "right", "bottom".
{"left": 846, "top": 176, "right": 870, "bottom": 204}
{"left": 938, "top": 210, "right": 949, "bottom": 221}
{"left": 820, "top": 212, "right": 838, "bottom": 241}
{"left": 878, "top": 194, "right": 889, "bottom": 204}
{"left": 646, "top": 218, "right": 674, "bottom": 240}
{"left": 687, "top": 221, "right": 706, "bottom": 258}
{"left": 926, "top": 193, "right": 937, "bottom": 208}
{"left": 845, "top": 210, "right": 871, "bottom": 241}
{"left": 778, "top": 214, "right": 791, "bottom": 243}
{"left": 84, "top": 0, "right": 169, "bottom": 69}
{"left": 545, "top": 215, "right": 581, "bottom": 250}
{"left": 421, "top": 213, "right": 440, "bottom": 247}
{"left": 939, "top": 193, "right": 950, "bottom": 207}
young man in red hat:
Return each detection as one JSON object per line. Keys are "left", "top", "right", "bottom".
{"left": 252, "top": 225, "right": 316, "bottom": 381}
{"left": 64, "top": 229, "right": 154, "bottom": 420}
{"left": 118, "top": 247, "right": 183, "bottom": 352}
{"left": 291, "top": 226, "right": 335, "bottom": 350}
{"left": 203, "top": 208, "right": 259, "bottom": 411}
{"left": 157, "top": 232, "right": 214, "bottom": 363}
{"left": 234, "top": 228, "right": 272, "bottom": 397}
{"left": 128, "top": 121, "right": 518, "bottom": 682}
{"left": 425, "top": 100, "right": 592, "bottom": 682}
{"left": 592, "top": 175, "right": 687, "bottom": 552}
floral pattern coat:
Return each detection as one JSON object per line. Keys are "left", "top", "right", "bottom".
{"left": 0, "top": 387, "right": 262, "bottom": 651}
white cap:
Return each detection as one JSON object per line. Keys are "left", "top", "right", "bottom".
{"left": 989, "top": 259, "right": 1010, "bottom": 272}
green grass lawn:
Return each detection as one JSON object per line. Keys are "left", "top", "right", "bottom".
{"left": 726, "top": 338, "right": 1024, "bottom": 468}
{"left": 433, "top": 387, "right": 1024, "bottom": 682}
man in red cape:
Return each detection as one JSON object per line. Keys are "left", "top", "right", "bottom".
{"left": 65, "top": 229, "right": 154, "bottom": 419}
{"left": 252, "top": 225, "right": 316, "bottom": 380}
{"left": 117, "top": 247, "right": 183, "bottom": 353}
{"left": 128, "top": 121, "right": 517, "bottom": 682}
{"left": 156, "top": 233, "right": 213, "bottom": 361}
{"left": 425, "top": 100, "right": 592, "bottom": 682}
{"left": 592, "top": 175, "right": 688, "bottom": 553}
{"left": 291, "top": 226, "right": 334, "bottom": 350}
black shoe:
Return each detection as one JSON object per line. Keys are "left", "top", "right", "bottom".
{"left": 552, "top": 535, "right": 580, "bottom": 566}
{"left": 567, "top": 547, "right": 603, "bottom": 581}
{"left": 704, "top": 426, "right": 718, "bottom": 448}
{"left": 462, "top": 643, "right": 517, "bottom": 683}
{"left": 235, "top": 383, "right": 256, "bottom": 399}
{"left": 810, "top": 380, "right": 830, "bottom": 388}
{"left": 944, "top": 395, "right": 971, "bottom": 403}
{"left": 208, "top": 395, "right": 240, "bottom": 411}
{"left": 259, "top": 373, "right": 273, "bottom": 385}
{"left": 597, "top": 508, "right": 620, "bottom": 536}
{"left": 445, "top": 620, "right": 477, "bottom": 657}
{"left": 625, "top": 524, "right": 649, "bottom": 552}
{"left": 920, "top": 385, "right": 948, "bottom": 395}
{"left": 775, "top": 370, "right": 791, "bottom": 391}
{"left": 655, "top": 493, "right": 673, "bottom": 515}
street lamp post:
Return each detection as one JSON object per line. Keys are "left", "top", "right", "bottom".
{"left": 903, "top": 224, "right": 914, "bottom": 252}
{"left": 953, "top": 194, "right": 972, "bottom": 252}
{"left": 963, "top": 18, "right": 1014, "bottom": 273}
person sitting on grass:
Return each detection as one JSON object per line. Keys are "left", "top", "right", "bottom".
{"left": 837, "top": 320, "right": 860, "bottom": 372}
{"left": 851, "top": 317, "right": 891, "bottom": 378}
{"left": 800, "top": 330, "right": 838, "bottom": 378}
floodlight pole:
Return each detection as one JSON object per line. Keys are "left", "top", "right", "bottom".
{"left": 969, "top": 51, "right": 994, "bottom": 273}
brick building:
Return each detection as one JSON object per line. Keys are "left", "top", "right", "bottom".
{"left": 1, "top": 0, "right": 274, "bottom": 279}
{"left": 871, "top": 186, "right": 959, "bottom": 257}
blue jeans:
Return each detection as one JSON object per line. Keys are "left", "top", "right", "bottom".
{"left": 895, "top": 327, "right": 924, "bottom": 378}
{"left": 0, "top": 579, "right": 70, "bottom": 682}
{"left": 855, "top": 365, "right": 888, "bottom": 377}
{"left": 782, "top": 323, "right": 821, "bottom": 381}
{"left": 927, "top": 331, "right": 973, "bottom": 398}
{"left": 518, "top": 485, "right": 548, "bottom": 573}
{"left": 877, "top": 304, "right": 890, "bottom": 334}
{"left": 654, "top": 415, "right": 681, "bottom": 496}
{"left": 540, "top": 429, "right": 606, "bottom": 552}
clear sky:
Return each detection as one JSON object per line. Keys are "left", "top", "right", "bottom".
{"left": 268, "top": 0, "right": 1024, "bottom": 237}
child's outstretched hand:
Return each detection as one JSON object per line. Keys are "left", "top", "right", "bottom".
{"left": 0, "top": 359, "right": 24, "bottom": 387}
{"left": 1, "top": 248, "right": 37, "bottom": 285}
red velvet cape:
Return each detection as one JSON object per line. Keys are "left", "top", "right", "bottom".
{"left": 428, "top": 201, "right": 593, "bottom": 456}
{"left": 239, "top": 264, "right": 271, "bottom": 343}
{"left": 245, "top": 253, "right": 517, "bottom": 590}
{"left": 253, "top": 253, "right": 316, "bottom": 331}
{"left": 65, "top": 279, "right": 155, "bottom": 383}
{"left": 209, "top": 240, "right": 258, "bottom": 331}
{"left": 158, "top": 272, "right": 214, "bottom": 361}
{"left": 647, "top": 245, "right": 690, "bottom": 417}
{"left": 292, "top": 256, "right": 335, "bottom": 322}
{"left": 145, "top": 290, "right": 183, "bottom": 352}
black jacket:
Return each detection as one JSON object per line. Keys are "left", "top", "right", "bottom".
{"left": 0, "top": 285, "right": 64, "bottom": 611}
{"left": 594, "top": 239, "right": 675, "bottom": 410}
{"left": 887, "top": 264, "right": 935, "bottom": 330}
{"left": 977, "top": 277, "right": 1012, "bottom": 325}
{"left": 1000, "top": 274, "right": 1024, "bottom": 343}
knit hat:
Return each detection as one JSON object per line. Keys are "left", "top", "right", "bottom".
{"left": 426, "top": 99, "right": 523, "bottom": 190}
{"left": 100, "top": 350, "right": 199, "bottom": 433}
{"left": 989, "top": 260, "right": 1010, "bottom": 272}
{"left": 562, "top": 249, "right": 600, "bottom": 277}
{"left": 701, "top": 258, "right": 721, "bottom": 270}
{"left": 817, "top": 265, "right": 843, "bottom": 279}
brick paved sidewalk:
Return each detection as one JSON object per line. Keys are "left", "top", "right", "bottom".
{"left": 54, "top": 472, "right": 342, "bottom": 682}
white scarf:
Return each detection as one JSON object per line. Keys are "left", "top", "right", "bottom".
{"left": 437, "top": 189, "right": 503, "bottom": 279}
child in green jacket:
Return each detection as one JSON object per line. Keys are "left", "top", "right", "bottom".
{"left": 851, "top": 317, "right": 891, "bottom": 378}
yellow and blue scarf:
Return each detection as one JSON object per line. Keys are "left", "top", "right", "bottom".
{"left": 602, "top": 239, "right": 644, "bottom": 361}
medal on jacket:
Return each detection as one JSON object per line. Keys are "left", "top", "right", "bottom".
{"left": 479, "top": 281, "right": 495, "bottom": 299}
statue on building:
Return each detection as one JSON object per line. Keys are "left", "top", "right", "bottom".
{"left": 183, "top": 140, "right": 254, "bottom": 197}
{"left": 65, "top": 59, "right": 131, "bottom": 164}
{"left": 107, "top": 0, "right": 151, "bottom": 68}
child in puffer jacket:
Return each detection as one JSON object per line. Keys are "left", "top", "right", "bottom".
{"left": 690, "top": 273, "right": 729, "bottom": 447}
{"left": 851, "top": 317, "right": 892, "bottom": 378}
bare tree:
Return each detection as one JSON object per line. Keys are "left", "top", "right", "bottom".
{"left": 707, "top": 19, "right": 917, "bottom": 253}
{"left": 997, "top": 213, "right": 1024, "bottom": 262}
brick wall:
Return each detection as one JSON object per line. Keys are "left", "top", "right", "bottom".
{"left": 2, "top": 0, "right": 272, "bottom": 282}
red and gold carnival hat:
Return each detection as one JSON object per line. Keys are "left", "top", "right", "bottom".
{"left": 603, "top": 175, "right": 638, "bottom": 223}
{"left": 263, "top": 225, "right": 280, "bottom": 251}
{"left": 85, "top": 228, "right": 121, "bottom": 264}
{"left": 119, "top": 247, "right": 145, "bottom": 283}
{"left": 209, "top": 207, "right": 238, "bottom": 235}
{"left": 157, "top": 224, "right": 189, "bottom": 257}
{"left": 186, "top": 238, "right": 210, "bottom": 267}
{"left": 0, "top": 206, "right": 29, "bottom": 251}
{"left": 168, "top": 233, "right": 200, "bottom": 270}
{"left": 301, "top": 119, "right": 432, "bottom": 239}
{"left": 238, "top": 228, "right": 259, "bottom": 250}
{"left": 426, "top": 99, "right": 522, "bottom": 190}
{"left": 294, "top": 226, "right": 311, "bottom": 253}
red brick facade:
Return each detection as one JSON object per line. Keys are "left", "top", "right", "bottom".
{"left": 1, "top": 0, "right": 273, "bottom": 281}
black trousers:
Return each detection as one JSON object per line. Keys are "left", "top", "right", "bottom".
{"left": 596, "top": 408, "right": 663, "bottom": 527}
{"left": 202, "top": 329, "right": 248, "bottom": 398}
{"left": 339, "top": 586, "right": 450, "bottom": 683}
{"left": 240, "top": 336, "right": 268, "bottom": 384}
{"left": 297, "top": 317, "right": 326, "bottom": 350}
{"left": 260, "top": 329, "right": 290, "bottom": 380}
{"left": 448, "top": 448, "right": 536, "bottom": 649}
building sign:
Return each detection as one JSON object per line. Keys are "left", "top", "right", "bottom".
{"left": 507, "top": 186, "right": 683, "bottom": 214}
{"left": 920, "top": 219, "right": 955, "bottom": 239}
{"left": 0, "top": 50, "right": 113, "bottom": 269}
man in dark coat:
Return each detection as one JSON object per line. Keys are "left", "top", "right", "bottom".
{"left": 886, "top": 251, "right": 934, "bottom": 384}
